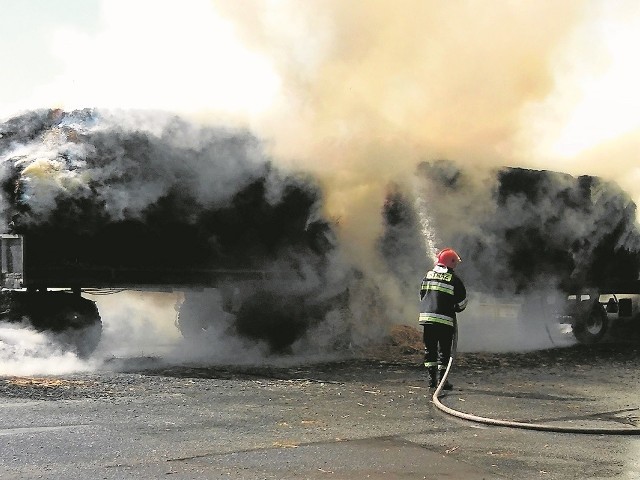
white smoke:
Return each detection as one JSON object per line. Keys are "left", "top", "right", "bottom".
{"left": 91, "top": 291, "right": 183, "bottom": 359}
{"left": 457, "top": 292, "right": 576, "bottom": 353}
{"left": 0, "top": 323, "right": 96, "bottom": 376}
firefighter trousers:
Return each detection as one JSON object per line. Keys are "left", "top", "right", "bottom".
{"left": 422, "top": 322, "right": 454, "bottom": 372}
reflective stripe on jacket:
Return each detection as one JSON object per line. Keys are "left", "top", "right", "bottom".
{"left": 419, "top": 312, "right": 454, "bottom": 327}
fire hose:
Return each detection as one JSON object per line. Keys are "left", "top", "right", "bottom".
{"left": 431, "top": 324, "right": 640, "bottom": 435}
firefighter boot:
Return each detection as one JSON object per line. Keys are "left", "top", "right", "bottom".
{"left": 427, "top": 367, "right": 438, "bottom": 388}
{"left": 438, "top": 368, "right": 453, "bottom": 390}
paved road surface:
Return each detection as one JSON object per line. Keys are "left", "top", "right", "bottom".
{"left": 1, "top": 344, "right": 639, "bottom": 479}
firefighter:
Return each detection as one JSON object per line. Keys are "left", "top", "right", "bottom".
{"left": 419, "top": 248, "right": 467, "bottom": 389}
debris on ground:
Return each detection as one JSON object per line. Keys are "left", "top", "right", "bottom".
{"left": 359, "top": 324, "right": 423, "bottom": 362}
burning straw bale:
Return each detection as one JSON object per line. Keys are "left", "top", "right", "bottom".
{"left": 380, "top": 159, "right": 640, "bottom": 296}
{"left": 0, "top": 109, "right": 338, "bottom": 273}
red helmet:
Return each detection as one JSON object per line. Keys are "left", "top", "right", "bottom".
{"left": 436, "top": 248, "right": 461, "bottom": 269}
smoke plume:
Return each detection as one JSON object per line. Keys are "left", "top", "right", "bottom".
{"left": 212, "top": 1, "right": 590, "bottom": 263}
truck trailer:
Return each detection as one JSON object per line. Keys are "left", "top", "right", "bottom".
{"left": 0, "top": 233, "right": 281, "bottom": 356}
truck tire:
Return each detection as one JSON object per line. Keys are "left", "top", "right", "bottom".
{"left": 0, "top": 291, "right": 102, "bottom": 357}
{"left": 234, "top": 291, "right": 309, "bottom": 353}
{"left": 572, "top": 301, "right": 608, "bottom": 345}
{"left": 51, "top": 300, "right": 102, "bottom": 358}
{"left": 178, "top": 285, "right": 350, "bottom": 353}
{"left": 177, "top": 286, "right": 306, "bottom": 351}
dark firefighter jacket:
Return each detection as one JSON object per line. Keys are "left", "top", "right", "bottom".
{"left": 419, "top": 264, "right": 467, "bottom": 327}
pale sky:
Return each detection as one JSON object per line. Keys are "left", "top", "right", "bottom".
{"left": 1, "top": 1, "right": 100, "bottom": 114}
{"left": 0, "top": 0, "right": 280, "bottom": 120}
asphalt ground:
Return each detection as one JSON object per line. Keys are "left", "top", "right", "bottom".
{"left": 1, "top": 343, "right": 640, "bottom": 479}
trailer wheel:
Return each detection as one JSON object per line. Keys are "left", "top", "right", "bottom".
{"left": 234, "top": 291, "right": 309, "bottom": 353}
{"left": 572, "top": 302, "right": 608, "bottom": 344}
{"left": 0, "top": 291, "right": 102, "bottom": 357}
{"left": 50, "top": 296, "right": 103, "bottom": 358}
